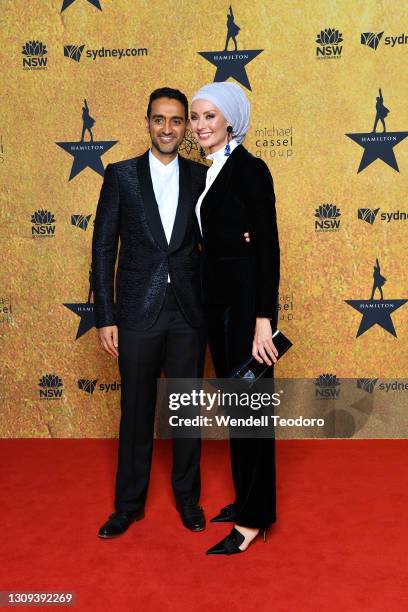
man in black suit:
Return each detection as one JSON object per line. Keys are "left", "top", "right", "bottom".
{"left": 92, "top": 88, "right": 207, "bottom": 538}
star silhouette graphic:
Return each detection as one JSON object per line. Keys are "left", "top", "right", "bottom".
{"left": 198, "top": 49, "right": 263, "bottom": 91}
{"left": 345, "top": 299, "right": 407, "bottom": 337}
{"left": 61, "top": 0, "right": 102, "bottom": 11}
{"left": 345, "top": 131, "right": 408, "bottom": 172}
{"left": 55, "top": 140, "right": 118, "bottom": 180}
{"left": 64, "top": 302, "right": 96, "bottom": 339}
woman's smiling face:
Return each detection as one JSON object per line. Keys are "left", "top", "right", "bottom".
{"left": 190, "top": 99, "right": 230, "bottom": 153}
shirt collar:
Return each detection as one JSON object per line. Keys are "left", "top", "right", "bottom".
{"left": 149, "top": 149, "right": 179, "bottom": 173}
{"left": 206, "top": 138, "right": 239, "bottom": 164}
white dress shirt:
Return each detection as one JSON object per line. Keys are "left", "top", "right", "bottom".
{"left": 195, "top": 138, "right": 239, "bottom": 235}
{"left": 148, "top": 149, "right": 179, "bottom": 282}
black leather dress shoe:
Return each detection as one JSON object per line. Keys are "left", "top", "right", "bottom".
{"left": 210, "top": 503, "right": 236, "bottom": 523}
{"left": 177, "top": 504, "right": 205, "bottom": 532}
{"left": 98, "top": 509, "right": 144, "bottom": 539}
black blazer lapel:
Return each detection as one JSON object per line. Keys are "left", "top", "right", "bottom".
{"left": 200, "top": 144, "right": 245, "bottom": 225}
{"left": 137, "top": 150, "right": 168, "bottom": 251}
{"left": 168, "top": 154, "right": 192, "bottom": 253}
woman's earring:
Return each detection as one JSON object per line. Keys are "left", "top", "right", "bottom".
{"left": 199, "top": 146, "right": 205, "bottom": 158}
{"left": 225, "top": 126, "right": 233, "bottom": 156}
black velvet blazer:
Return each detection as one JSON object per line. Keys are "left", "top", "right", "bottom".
{"left": 91, "top": 150, "right": 207, "bottom": 330}
{"left": 199, "top": 144, "right": 280, "bottom": 329}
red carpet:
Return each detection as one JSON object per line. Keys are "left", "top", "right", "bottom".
{"left": 1, "top": 439, "right": 408, "bottom": 611}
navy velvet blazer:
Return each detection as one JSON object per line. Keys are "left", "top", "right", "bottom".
{"left": 199, "top": 144, "right": 280, "bottom": 329}
{"left": 91, "top": 150, "right": 207, "bottom": 330}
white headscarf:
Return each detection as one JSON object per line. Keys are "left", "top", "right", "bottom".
{"left": 191, "top": 81, "right": 250, "bottom": 144}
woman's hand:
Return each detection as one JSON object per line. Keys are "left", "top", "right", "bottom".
{"left": 252, "top": 318, "right": 278, "bottom": 365}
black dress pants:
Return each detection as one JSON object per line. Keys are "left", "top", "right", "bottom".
{"left": 206, "top": 300, "right": 276, "bottom": 529}
{"left": 114, "top": 284, "right": 206, "bottom": 512}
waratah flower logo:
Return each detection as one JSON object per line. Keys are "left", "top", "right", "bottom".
{"left": 315, "top": 374, "right": 340, "bottom": 388}
{"left": 31, "top": 210, "right": 55, "bottom": 224}
{"left": 316, "top": 29, "right": 343, "bottom": 46}
{"left": 39, "top": 374, "right": 63, "bottom": 388}
{"left": 22, "top": 41, "right": 47, "bottom": 57}
{"left": 315, "top": 204, "right": 341, "bottom": 219}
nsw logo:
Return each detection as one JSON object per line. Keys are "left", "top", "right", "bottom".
{"left": 31, "top": 210, "right": 56, "bottom": 238}
{"left": 316, "top": 28, "right": 343, "bottom": 59}
{"left": 38, "top": 374, "right": 64, "bottom": 400}
{"left": 22, "top": 41, "right": 48, "bottom": 70}
{"left": 315, "top": 374, "right": 341, "bottom": 399}
{"left": 314, "top": 204, "right": 341, "bottom": 232}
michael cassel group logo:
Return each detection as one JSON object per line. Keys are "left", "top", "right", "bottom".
{"left": 22, "top": 41, "right": 48, "bottom": 70}
{"left": 38, "top": 374, "right": 64, "bottom": 400}
{"left": 316, "top": 28, "right": 343, "bottom": 59}
{"left": 358, "top": 207, "right": 408, "bottom": 225}
{"left": 314, "top": 204, "right": 341, "bottom": 233}
{"left": 361, "top": 31, "right": 408, "bottom": 51}
{"left": 64, "top": 44, "right": 148, "bottom": 63}
{"left": 315, "top": 374, "right": 341, "bottom": 399}
{"left": 253, "top": 125, "right": 294, "bottom": 160}
{"left": 0, "top": 296, "right": 13, "bottom": 325}
{"left": 31, "top": 210, "right": 56, "bottom": 238}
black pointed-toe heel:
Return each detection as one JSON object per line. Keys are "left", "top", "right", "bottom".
{"left": 262, "top": 526, "right": 270, "bottom": 543}
{"left": 206, "top": 525, "right": 271, "bottom": 556}
{"left": 210, "top": 503, "right": 236, "bottom": 523}
{"left": 206, "top": 527, "right": 245, "bottom": 555}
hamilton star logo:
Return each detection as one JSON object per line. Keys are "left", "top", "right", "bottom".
{"left": 64, "top": 268, "right": 96, "bottom": 339}
{"left": 198, "top": 5, "right": 263, "bottom": 91}
{"left": 56, "top": 99, "right": 117, "bottom": 180}
{"left": 61, "top": 0, "right": 102, "bottom": 11}
{"left": 345, "top": 258, "right": 407, "bottom": 337}
{"left": 346, "top": 88, "right": 408, "bottom": 172}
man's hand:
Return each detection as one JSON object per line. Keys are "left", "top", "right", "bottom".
{"left": 252, "top": 318, "right": 278, "bottom": 365}
{"left": 99, "top": 325, "right": 119, "bottom": 358}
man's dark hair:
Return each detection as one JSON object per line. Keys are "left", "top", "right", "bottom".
{"left": 146, "top": 87, "right": 188, "bottom": 120}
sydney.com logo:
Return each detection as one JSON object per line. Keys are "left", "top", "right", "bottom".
{"left": 64, "top": 44, "right": 148, "bottom": 62}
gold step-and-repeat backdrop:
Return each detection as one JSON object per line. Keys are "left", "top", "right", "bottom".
{"left": 1, "top": 1, "right": 408, "bottom": 437}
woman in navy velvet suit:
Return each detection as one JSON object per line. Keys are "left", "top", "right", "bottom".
{"left": 190, "top": 82, "right": 280, "bottom": 555}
